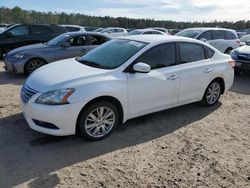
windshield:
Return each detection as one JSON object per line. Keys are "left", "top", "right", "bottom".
{"left": 47, "top": 34, "right": 70, "bottom": 46}
{"left": 78, "top": 39, "right": 147, "bottom": 69}
{"left": 128, "top": 30, "right": 142, "bottom": 35}
{"left": 176, "top": 29, "right": 203, "bottom": 38}
{"left": 240, "top": 35, "right": 250, "bottom": 42}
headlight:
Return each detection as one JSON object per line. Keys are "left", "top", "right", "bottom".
{"left": 36, "top": 88, "right": 75, "bottom": 105}
{"left": 230, "top": 50, "right": 238, "bottom": 60}
{"left": 14, "top": 54, "right": 24, "bottom": 59}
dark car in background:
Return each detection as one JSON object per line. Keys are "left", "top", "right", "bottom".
{"left": 4, "top": 32, "right": 111, "bottom": 75}
{"left": 0, "top": 24, "right": 67, "bottom": 59}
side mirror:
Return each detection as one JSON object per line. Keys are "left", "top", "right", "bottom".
{"left": 5, "top": 31, "right": 14, "bottom": 37}
{"left": 246, "top": 40, "right": 250, "bottom": 46}
{"left": 200, "top": 38, "right": 207, "bottom": 42}
{"left": 61, "top": 42, "right": 70, "bottom": 48}
{"left": 133, "top": 62, "right": 151, "bottom": 73}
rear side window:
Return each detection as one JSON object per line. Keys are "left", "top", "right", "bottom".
{"left": 32, "top": 25, "right": 53, "bottom": 35}
{"left": 225, "top": 31, "right": 237, "bottom": 40}
{"left": 179, "top": 43, "right": 206, "bottom": 63}
{"left": 67, "top": 35, "right": 86, "bottom": 46}
{"left": 89, "top": 35, "right": 108, "bottom": 45}
{"left": 212, "top": 30, "right": 225, "bottom": 40}
{"left": 198, "top": 31, "right": 212, "bottom": 40}
{"left": 204, "top": 46, "right": 215, "bottom": 58}
{"left": 136, "top": 43, "right": 176, "bottom": 69}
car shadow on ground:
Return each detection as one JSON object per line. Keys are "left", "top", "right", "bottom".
{"left": 0, "top": 102, "right": 221, "bottom": 187}
{"left": 230, "top": 73, "right": 250, "bottom": 95}
{"left": 0, "top": 71, "right": 26, "bottom": 85}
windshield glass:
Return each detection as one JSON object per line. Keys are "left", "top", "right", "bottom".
{"left": 128, "top": 30, "right": 142, "bottom": 35}
{"left": 78, "top": 39, "right": 147, "bottom": 69}
{"left": 47, "top": 34, "right": 70, "bottom": 46}
{"left": 176, "top": 30, "right": 203, "bottom": 38}
{"left": 240, "top": 35, "right": 250, "bottom": 42}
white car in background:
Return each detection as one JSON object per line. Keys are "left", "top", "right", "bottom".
{"left": 128, "top": 29, "right": 165, "bottom": 35}
{"left": 61, "top": 25, "right": 87, "bottom": 32}
{"left": 176, "top": 28, "right": 240, "bottom": 54}
{"left": 100, "top": 27, "right": 128, "bottom": 37}
{"left": 239, "top": 34, "right": 250, "bottom": 46}
{"left": 21, "top": 35, "right": 234, "bottom": 140}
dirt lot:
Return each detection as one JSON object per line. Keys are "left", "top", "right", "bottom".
{"left": 0, "top": 61, "right": 249, "bottom": 188}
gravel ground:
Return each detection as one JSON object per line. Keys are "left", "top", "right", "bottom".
{"left": 0, "top": 61, "right": 249, "bottom": 188}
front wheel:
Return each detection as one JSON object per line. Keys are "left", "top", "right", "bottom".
{"left": 24, "top": 59, "right": 46, "bottom": 76}
{"left": 78, "top": 101, "right": 119, "bottom": 140}
{"left": 202, "top": 80, "right": 221, "bottom": 106}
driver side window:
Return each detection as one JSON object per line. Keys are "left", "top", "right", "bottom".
{"left": 9, "top": 25, "right": 29, "bottom": 36}
{"left": 135, "top": 43, "right": 176, "bottom": 69}
{"left": 67, "top": 36, "right": 86, "bottom": 46}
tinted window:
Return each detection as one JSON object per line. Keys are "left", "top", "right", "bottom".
{"left": 65, "top": 26, "right": 80, "bottom": 32}
{"left": 67, "top": 35, "right": 86, "bottom": 46}
{"left": 204, "top": 46, "right": 215, "bottom": 58}
{"left": 179, "top": 43, "right": 205, "bottom": 63}
{"left": 198, "top": 31, "right": 212, "bottom": 40}
{"left": 89, "top": 35, "right": 108, "bottom": 45}
{"left": 47, "top": 34, "right": 70, "bottom": 46}
{"left": 225, "top": 31, "right": 237, "bottom": 40}
{"left": 32, "top": 25, "right": 53, "bottom": 35}
{"left": 212, "top": 30, "right": 225, "bottom": 40}
{"left": 136, "top": 43, "right": 176, "bottom": 69}
{"left": 9, "top": 25, "right": 29, "bottom": 36}
{"left": 79, "top": 39, "right": 147, "bottom": 69}
{"left": 176, "top": 30, "right": 203, "bottom": 38}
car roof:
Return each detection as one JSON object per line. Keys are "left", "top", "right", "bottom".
{"left": 182, "top": 27, "right": 236, "bottom": 32}
{"left": 118, "top": 34, "right": 201, "bottom": 44}
{"left": 62, "top": 31, "right": 112, "bottom": 38}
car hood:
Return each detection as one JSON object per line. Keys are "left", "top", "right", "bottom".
{"left": 235, "top": 45, "right": 250, "bottom": 54}
{"left": 7, "top": 43, "right": 50, "bottom": 56}
{"left": 26, "top": 58, "right": 111, "bottom": 92}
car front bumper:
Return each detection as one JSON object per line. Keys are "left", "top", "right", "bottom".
{"left": 4, "top": 57, "right": 27, "bottom": 74}
{"left": 20, "top": 92, "right": 86, "bottom": 136}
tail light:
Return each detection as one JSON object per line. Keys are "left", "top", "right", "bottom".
{"left": 228, "top": 60, "right": 235, "bottom": 69}
{"left": 236, "top": 39, "right": 240, "bottom": 44}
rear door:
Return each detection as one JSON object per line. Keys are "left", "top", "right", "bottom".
{"left": 30, "top": 25, "right": 55, "bottom": 44}
{"left": 209, "top": 30, "right": 226, "bottom": 52}
{"left": 127, "top": 42, "right": 180, "bottom": 116}
{"left": 177, "top": 42, "right": 215, "bottom": 103}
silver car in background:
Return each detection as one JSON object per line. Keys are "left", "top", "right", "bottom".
{"left": 176, "top": 28, "right": 240, "bottom": 54}
{"left": 4, "top": 32, "right": 111, "bottom": 75}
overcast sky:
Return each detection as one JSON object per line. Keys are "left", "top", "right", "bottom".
{"left": 1, "top": 0, "right": 250, "bottom": 22}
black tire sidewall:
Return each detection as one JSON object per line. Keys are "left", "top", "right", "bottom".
{"left": 24, "top": 59, "right": 46, "bottom": 76}
{"left": 202, "top": 80, "right": 221, "bottom": 106}
{"left": 78, "top": 101, "right": 119, "bottom": 141}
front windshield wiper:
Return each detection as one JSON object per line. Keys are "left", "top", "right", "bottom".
{"left": 77, "top": 59, "right": 110, "bottom": 69}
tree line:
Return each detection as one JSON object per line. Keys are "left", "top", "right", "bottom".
{"left": 0, "top": 6, "right": 250, "bottom": 30}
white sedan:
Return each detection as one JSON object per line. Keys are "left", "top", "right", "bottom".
{"left": 21, "top": 35, "right": 234, "bottom": 140}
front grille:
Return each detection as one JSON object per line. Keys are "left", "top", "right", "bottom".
{"left": 21, "top": 85, "right": 37, "bottom": 104}
{"left": 238, "top": 54, "right": 250, "bottom": 62}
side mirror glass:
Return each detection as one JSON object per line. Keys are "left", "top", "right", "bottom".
{"left": 5, "top": 31, "right": 14, "bottom": 37}
{"left": 133, "top": 62, "right": 151, "bottom": 73}
{"left": 200, "top": 38, "right": 207, "bottom": 42}
{"left": 61, "top": 42, "right": 70, "bottom": 48}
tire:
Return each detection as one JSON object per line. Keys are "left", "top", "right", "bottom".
{"left": 235, "top": 69, "right": 241, "bottom": 76}
{"left": 24, "top": 58, "right": 46, "bottom": 76}
{"left": 78, "top": 101, "right": 119, "bottom": 141}
{"left": 0, "top": 48, "right": 4, "bottom": 60}
{"left": 225, "top": 48, "right": 233, "bottom": 54}
{"left": 201, "top": 80, "right": 222, "bottom": 106}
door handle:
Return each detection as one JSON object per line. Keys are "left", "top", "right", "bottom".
{"left": 167, "top": 75, "right": 179, "bottom": 80}
{"left": 204, "top": 68, "right": 213, "bottom": 73}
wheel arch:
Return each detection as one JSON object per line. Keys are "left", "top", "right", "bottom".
{"left": 75, "top": 95, "right": 124, "bottom": 134}
{"left": 210, "top": 77, "right": 225, "bottom": 94}
{"left": 24, "top": 57, "right": 48, "bottom": 73}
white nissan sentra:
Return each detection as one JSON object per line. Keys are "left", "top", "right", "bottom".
{"left": 20, "top": 35, "right": 235, "bottom": 140}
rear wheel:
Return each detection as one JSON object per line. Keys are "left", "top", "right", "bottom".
{"left": 202, "top": 80, "right": 222, "bottom": 106}
{"left": 24, "top": 59, "right": 46, "bottom": 76}
{"left": 78, "top": 101, "right": 119, "bottom": 140}
{"left": 225, "top": 48, "right": 233, "bottom": 54}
